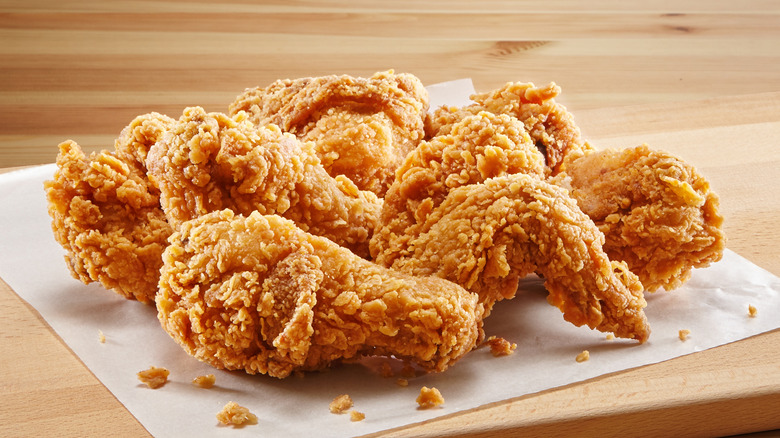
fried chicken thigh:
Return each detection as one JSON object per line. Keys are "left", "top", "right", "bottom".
{"left": 44, "top": 114, "right": 174, "bottom": 303}
{"left": 156, "top": 209, "right": 484, "bottom": 378}
{"left": 229, "top": 70, "right": 429, "bottom": 197}
{"left": 551, "top": 145, "right": 726, "bottom": 291}
{"left": 145, "top": 107, "right": 382, "bottom": 258}
{"left": 427, "top": 81, "right": 591, "bottom": 174}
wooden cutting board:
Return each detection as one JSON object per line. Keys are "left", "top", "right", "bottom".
{"left": 1, "top": 92, "right": 779, "bottom": 437}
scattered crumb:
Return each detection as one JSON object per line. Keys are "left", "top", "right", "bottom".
{"left": 748, "top": 304, "right": 758, "bottom": 318}
{"left": 606, "top": 333, "right": 615, "bottom": 341}
{"left": 575, "top": 350, "right": 590, "bottom": 363}
{"left": 329, "top": 394, "right": 353, "bottom": 414}
{"left": 216, "top": 401, "right": 257, "bottom": 427}
{"left": 379, "top": 361, "right": 394, "bottom": 378}
{"left": 98, "top": 330, "right": 106, "bottom": 344}
{"left": 678, "top": 329, "right": 691, "bottom": 341}
{"left": 349, "top": 410, "right": 366, "bottom": 422}
{"left": 396, "top": 378, "right": 409, "bottom": 387}
{"left": 192, "top": 374, "right": 216, "bottom": 388}
{"left": 137, "top": 366, "right": 169, "bottom": 389}
{"left": 416, "top": 386, "right": 444, "bottom": 409}
{"left": 485, "top": 336, "right": 517, "bottom": 356}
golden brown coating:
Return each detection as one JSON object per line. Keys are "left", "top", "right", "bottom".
{"left": 551, "top": 145, "right": 726, "bottom": 291}
{"left": 427, "top": 81, "right": 591, "bottom": 174}
{"left": 371, "top": 111, "right": 546, "bottom": 260}
{"left": 156, "top": 209, "right": 484, "bottom": 378}
{"left": 375, "top": 174, "right": 649, "bottom": 342}
{"left": 145, "top": 107, "right": 382, "bottom": 258}
{"left": 44, "top": 113, "right": 175, "bottom": 303}
{"left": 229, "top": 70, "right": 429, "bottom": 197}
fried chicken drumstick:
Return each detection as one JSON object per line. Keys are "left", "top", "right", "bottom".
{"left": 156, "top": 209, "right": 484, "bottom": 378}
{"left": 146, "top": 107, "right": 382, "bottom": 258}
{"left": 229, "top": 70, "right": 429, "bottom": 197}
{"left": 551, "top": 145, "right": 726, "bottom": 291}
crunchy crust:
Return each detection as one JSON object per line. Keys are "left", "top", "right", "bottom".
{"left": 156, "top": 210, "right": 484, "bottom": 378}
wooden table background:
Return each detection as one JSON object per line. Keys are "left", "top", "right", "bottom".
{"left": 1, "top": 1, "right": 779, "bottom": 437}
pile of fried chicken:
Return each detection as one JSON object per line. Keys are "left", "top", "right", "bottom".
{"left": 45, "top": 71, "right": 725, "bottom": 378}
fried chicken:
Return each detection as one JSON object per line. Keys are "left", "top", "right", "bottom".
{"left": 229, "top": 70, "right": 429, "bottom": 197}
{"left": 426, "top": 81, "right": 591, "bottom": 174}
{"left": 145, "top": 107, "right": 382, "bottom": 258}
{"left": 550, "top": 144, "right": 726, "bottom": 291}
{"left": 374, "top": 174, "right": 649, "bottom": 342}
{"left": 371, "top": 111, "right": 546, "bottom": 260}
{"left": 44, "top": 113, "right": 174, "bottom": 303}
{"left": 156, "top": 209, "right": 484, "bottom": 378}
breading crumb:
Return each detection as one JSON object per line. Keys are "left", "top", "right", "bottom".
{"left": 606, "top": 333, "right": 615, "bottom": 341}
{"left": 678, "top": 329, "right": 691, "bottom": 341}
{"left": 575, "top": 350, "right": 590, "bottom": 363}
{"left": 396, "top": 378, "right": 409, "bottom": 387}
{"left": 748, "top": 304, "right": 758, "bottom": 318}
{"left": 98, "top": 330, "right": 106, "bottom": 344}
{"left": 216, "top": 401, "right": 257, "bottom": 426}
{"left": 349, "top": 410, "right": 366, "bottom": 422}
{"left": 485, "top": 336, "right": 517, "bottom": 356}
{"left": 192, "top": 374, "right": 216, "bottom": 388}
{"left": 416, "top": 386, "right": 444, "bottom": 409}
{"left": 329, "top": 394, "right": 353, "bottom": 414}
{"left": 137, "top": 366, "right": 169, "bottom": 389}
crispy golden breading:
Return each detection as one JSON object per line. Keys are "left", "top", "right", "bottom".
{"left": 145, "top": 107, "right": 382, "bottom": 258}
{"left": 216, "top": 401, "right": 258, "bottom": 426}
{"left": 371, "top": 111, "right": 546, "bottom": 261}
{"left": 551, "top": 145, "right": 725, "bottom": 291}
{"left": 375, "top": 174, "right": 650, "bottom": 342}
{"left": 229, "top": 70, "right": 428, "bottom": 197}
{"left": 45, "top": 113, "right": 174, "bottom": 303}
{"left": 156, "top": 210, "right": 484, "bottom": 379}
{"left": 137, "top": 366, "right": 170, "bottom": 389}
{"left": 427, "top": 81, "right": 591, "bottom": 174}
{"left": 45, "top": 142, "right": 172, "bottom": 304}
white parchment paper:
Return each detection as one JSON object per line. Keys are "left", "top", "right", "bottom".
{"left": 1, "top": 80, "right": 779, "bottom": 437}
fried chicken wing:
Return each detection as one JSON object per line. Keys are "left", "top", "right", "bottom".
{"left": 145, "top": 107, "right": 382, "bottom": 258}
{"left": 44, "top": 113, "right": 174, "bottom": 303}
{"left": 156, "top": 209, "right": 484, "bottom": 378}
{"left": 229, "top": 70, "right": 429, "bottom": 197}
{"left": 551, "top": 145, "right": 726, "bottom": 291}
{"left": 427, "top": 81, "right": 591, "bottom": 174}
{"left": 375, "top": 174, "right": 649, "bottom": 342}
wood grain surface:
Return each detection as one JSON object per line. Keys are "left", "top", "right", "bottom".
{"left": 1, "top": 2, "right": 779, "bottom": 437}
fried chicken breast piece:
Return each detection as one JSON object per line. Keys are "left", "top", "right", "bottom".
{"left": 427, "top": 81, "right": 591, "bottom": 174}
{"left": 229, "top": 70, "right": 429, "bottom": 197}
{"left": 44, "top": 113, "right": 174, "bottom": 303}
{"left": 550, "top": 145, "right": 726, "bottom": 291}
{"left": 156, "top": 209, "right": 484, "bottom": 378}
{"left": 371, "top": 111, "right": 546, "bottom": 261}
{"left": 145, "top": 107, "right": 382, "bottom": 258}
{"left": 375, "top": 174, "right": 649, "bottom": 342}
